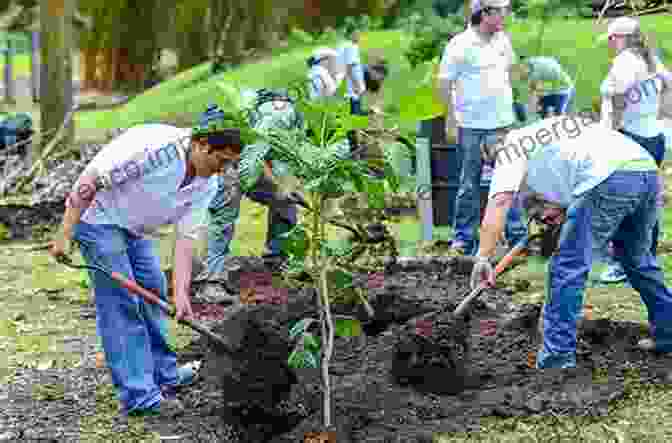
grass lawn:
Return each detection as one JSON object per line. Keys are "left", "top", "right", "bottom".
{"left": 0, "top": 53, "right": 32, "bottom": 79}
{"left": 75, "top": 15, "right": 672, "bottom": 135}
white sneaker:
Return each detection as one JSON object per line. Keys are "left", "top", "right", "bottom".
{"left": 637, "top": 338, "right": 656, "bottom": 352}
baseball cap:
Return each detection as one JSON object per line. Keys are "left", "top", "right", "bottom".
{"left": 471, "top": 0, "right": 510, "bottom": 15}
{"left": 598, "top": 17, "right": 640, "bottom": 42}
{"left": 311, "top": 47, "right": 338, "bottom": 62}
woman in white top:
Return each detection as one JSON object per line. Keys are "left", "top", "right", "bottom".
{"left": 307, "top": 47, "right": 339, "bottom": 100}
{"left": 598, "top": 17, "right": 670, "bottom": 283}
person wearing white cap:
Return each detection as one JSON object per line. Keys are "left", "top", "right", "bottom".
{"left": 596, "top": 17, "right": 672, "bottom": 286}
{"left": 306, "top": 47, "right": 339, "bottom": 100}
{"left": 436, "top": 0, "right": 527, "bottom": 255}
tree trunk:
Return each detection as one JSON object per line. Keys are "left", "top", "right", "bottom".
{"left": 39, "top": 0, "right": 75, "bottom": 159}
{"left": 4, "top": 38, "right": 15, "bottom": 104}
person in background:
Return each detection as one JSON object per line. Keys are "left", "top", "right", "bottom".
{"left": 339, "top": 25, "right": 366, "bottom": 116}
{"left": 437, "top": 0, "right": 527, "bottom": 256}
{"left": 597, "top": 17, "right": 670, "bottom": 285}
{"left": 471, "top": 118, "right": 672, "bottom": 368}
{"left": 307, "top": 47, "right": 340, "bottom": 100}
{"left": 513, "top": 55, "right": 575, "bottom": 118}
{"left": 49, "top": 107, "right": 242, "bottom": 417}
{"left": 204, "top": 90, "right": 301, "bottom": 276}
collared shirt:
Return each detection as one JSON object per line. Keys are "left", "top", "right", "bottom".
{"left": 308, "top": 64, "right": 337, "bottom": 99}
{"left": 438, "top": 27, "right": 516, "bottom": 129}
{"left": 488, "top": 116, "right": 658, "bottom": 207}
{"left": 339, "top": 41, "right": 365, "bottom": 99}
{"left": 73, "top": 124, "right": 219, "bottom": 240}
{"left": 600, "top": 50, "right": 667, "bottom": 137}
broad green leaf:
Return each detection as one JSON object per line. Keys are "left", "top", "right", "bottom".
{"left": 334, "top": 317, "right": 362, "bottom": 338}
{"left": 304, "top": 351, "right": 319, "bottom": 368}
{"left": 238, "top": 141, "right": 271, "bottom": 192}
{"left": 303, "top": 333, "right": 321, "bottom": 351}
{"left": 328, "top": 268, "right": 355, "bottom": 291}
{"left": 289, "top": 318, "right": 317, "bottom": 340}
{"left": 287, "top": 348, "right": 305, "bottom": 369}
{"left": 280, "top": 225, "right": 310, "bottom": 260}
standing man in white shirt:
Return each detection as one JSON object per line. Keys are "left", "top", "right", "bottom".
{"left": 437, "top": 0, "right": 527, "bottom": 255}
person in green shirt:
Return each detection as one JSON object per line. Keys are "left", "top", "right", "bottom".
{"left": 513, "top": 56, "right": 575, "bottom": 119}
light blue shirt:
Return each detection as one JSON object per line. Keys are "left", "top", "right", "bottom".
{"left": 489, "top": 117, "right": 657, "bottom": 207}
{"left": 76, "top": 124, "right": 219, "bottom": 240}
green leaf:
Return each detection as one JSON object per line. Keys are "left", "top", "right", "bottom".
{"left": 289, "top": 318, "right": 317, "bottom": 340}
{"left": 364, "top": 178, "right": 386, "bottom": 210}
{"left": 238, "top": 141, "right": 271, "bottom": 192}
{"left": 334, "top": 317, "right": 362, "bottom": 338}
{"left": 304, "top": 351, "right": 319, "bottom": 368}
{"left": 399, "top": 82, "right": 446, "bottom": 122}
{"left": 280, "top": 225, "right": 310, "bottom": 260}
{"left": 303, "top": 332, "right": 321, "bottom": 351}
{"left": 328, "top": 268, "right": 355, "bottom": 291}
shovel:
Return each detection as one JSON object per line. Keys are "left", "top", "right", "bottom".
{"left": 417, "top": 231, "right": 543, "bottom": 324}
{"left": 55, "top": 255, "right": 237, "bottom": 353}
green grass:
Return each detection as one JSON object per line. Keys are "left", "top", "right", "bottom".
{"left": 76, "top": 15, "right": 672, "bottom": 135}
{"left": 0, "top": 53, "right": 32, "bottom": 79}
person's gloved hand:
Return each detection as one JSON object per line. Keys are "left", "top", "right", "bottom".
{"left": 470, "top": 256, "right": 495, "bottom": 290}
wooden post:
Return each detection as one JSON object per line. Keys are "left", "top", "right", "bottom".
{"left": 417, "top": 120, "right": 433, "bottom": 242}
{"left": 30, "top": 31, "right": 40, "bottom": 103}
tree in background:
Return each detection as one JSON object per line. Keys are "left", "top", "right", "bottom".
{"left": 40, "top": 0, "right": 75, "bottom": 154}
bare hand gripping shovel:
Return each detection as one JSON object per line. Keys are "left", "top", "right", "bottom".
{"left": 55, "top": 255, "right": 237, "bottom": 353}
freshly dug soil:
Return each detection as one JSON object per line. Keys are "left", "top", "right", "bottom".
{"left": 2, "top": 256, "right": 671, "bottom": 442}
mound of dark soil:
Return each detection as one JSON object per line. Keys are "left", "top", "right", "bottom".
{"left": 4, "top": 256, "right": 671, "bottom": 442}
{"left": 175, "top": 257, "right": 671, "bottom": 442}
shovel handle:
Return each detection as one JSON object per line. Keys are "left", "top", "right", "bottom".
{"left": 109, "top": 272, "right": 234, "bottom": 351}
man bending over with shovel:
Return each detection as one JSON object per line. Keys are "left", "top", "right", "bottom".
{"left": 470, "top": 115, "right": 672, "bottom": 369}
{"left": 49, "top": 107, "right": 243, "bottom": 417}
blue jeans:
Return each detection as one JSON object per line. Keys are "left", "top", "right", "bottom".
{"left": 454, "top": 127, "right": 528, "bottom": 254}
{"left": 539, "top": 91, "right": 573, "bottom": 117}
{"left": 349, "top": 97, "right": 365, "bottom": 116}
{"left": 619, "top": 129, "right": 665, "bottom": 256}
{"left": 537, "top": 170, "right": 672, "bottom": 369}
{"left": 73, "top": 222, "right": 176, "bottom": 412}
{"left": 206, "top": 175, "right": 297, "bottom": 275}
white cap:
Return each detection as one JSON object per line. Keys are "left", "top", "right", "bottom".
{"left": 471, "top": 0, "right": 510, "bottom": 15}
{"left": 598, "top": 17, "right": 640, "bottom": 42}
{"left": 312, "top": 47, "right": 338, "bottom": 61}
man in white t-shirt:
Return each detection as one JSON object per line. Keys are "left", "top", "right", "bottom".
{"left": 339, "top": 25, "right": 366, "bottom": 116}
{"left": 49, "top": 106, "right": 243, "bottom": 417}
{"left": 470, "top": 115, "right": 672, "bottom": 369}
{"left": 437, "top": 0, "right": 527, "bottom": 255}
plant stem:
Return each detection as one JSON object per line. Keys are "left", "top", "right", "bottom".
{"left": 319, "top": 256, "right": 335, "bottom": 428}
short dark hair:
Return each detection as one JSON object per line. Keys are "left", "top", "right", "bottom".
{"left": 471, "top": 11, "right": 483, "bottom": 26}
{"left": 192, "top": 129, "right": 243, "bottom": 153}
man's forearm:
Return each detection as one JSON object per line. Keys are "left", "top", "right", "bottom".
{"left": 61, "top": 176, "right": 97, "bottom": 239}
{"left": 477, "top": 193, "right": 513, "bottom": 258}
{"left": 173, "top": 237, "right": 194, "bottom": 301}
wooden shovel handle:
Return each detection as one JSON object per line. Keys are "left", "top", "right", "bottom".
{"left": 109, "top": 272, "right": 234, "bottom": 352}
